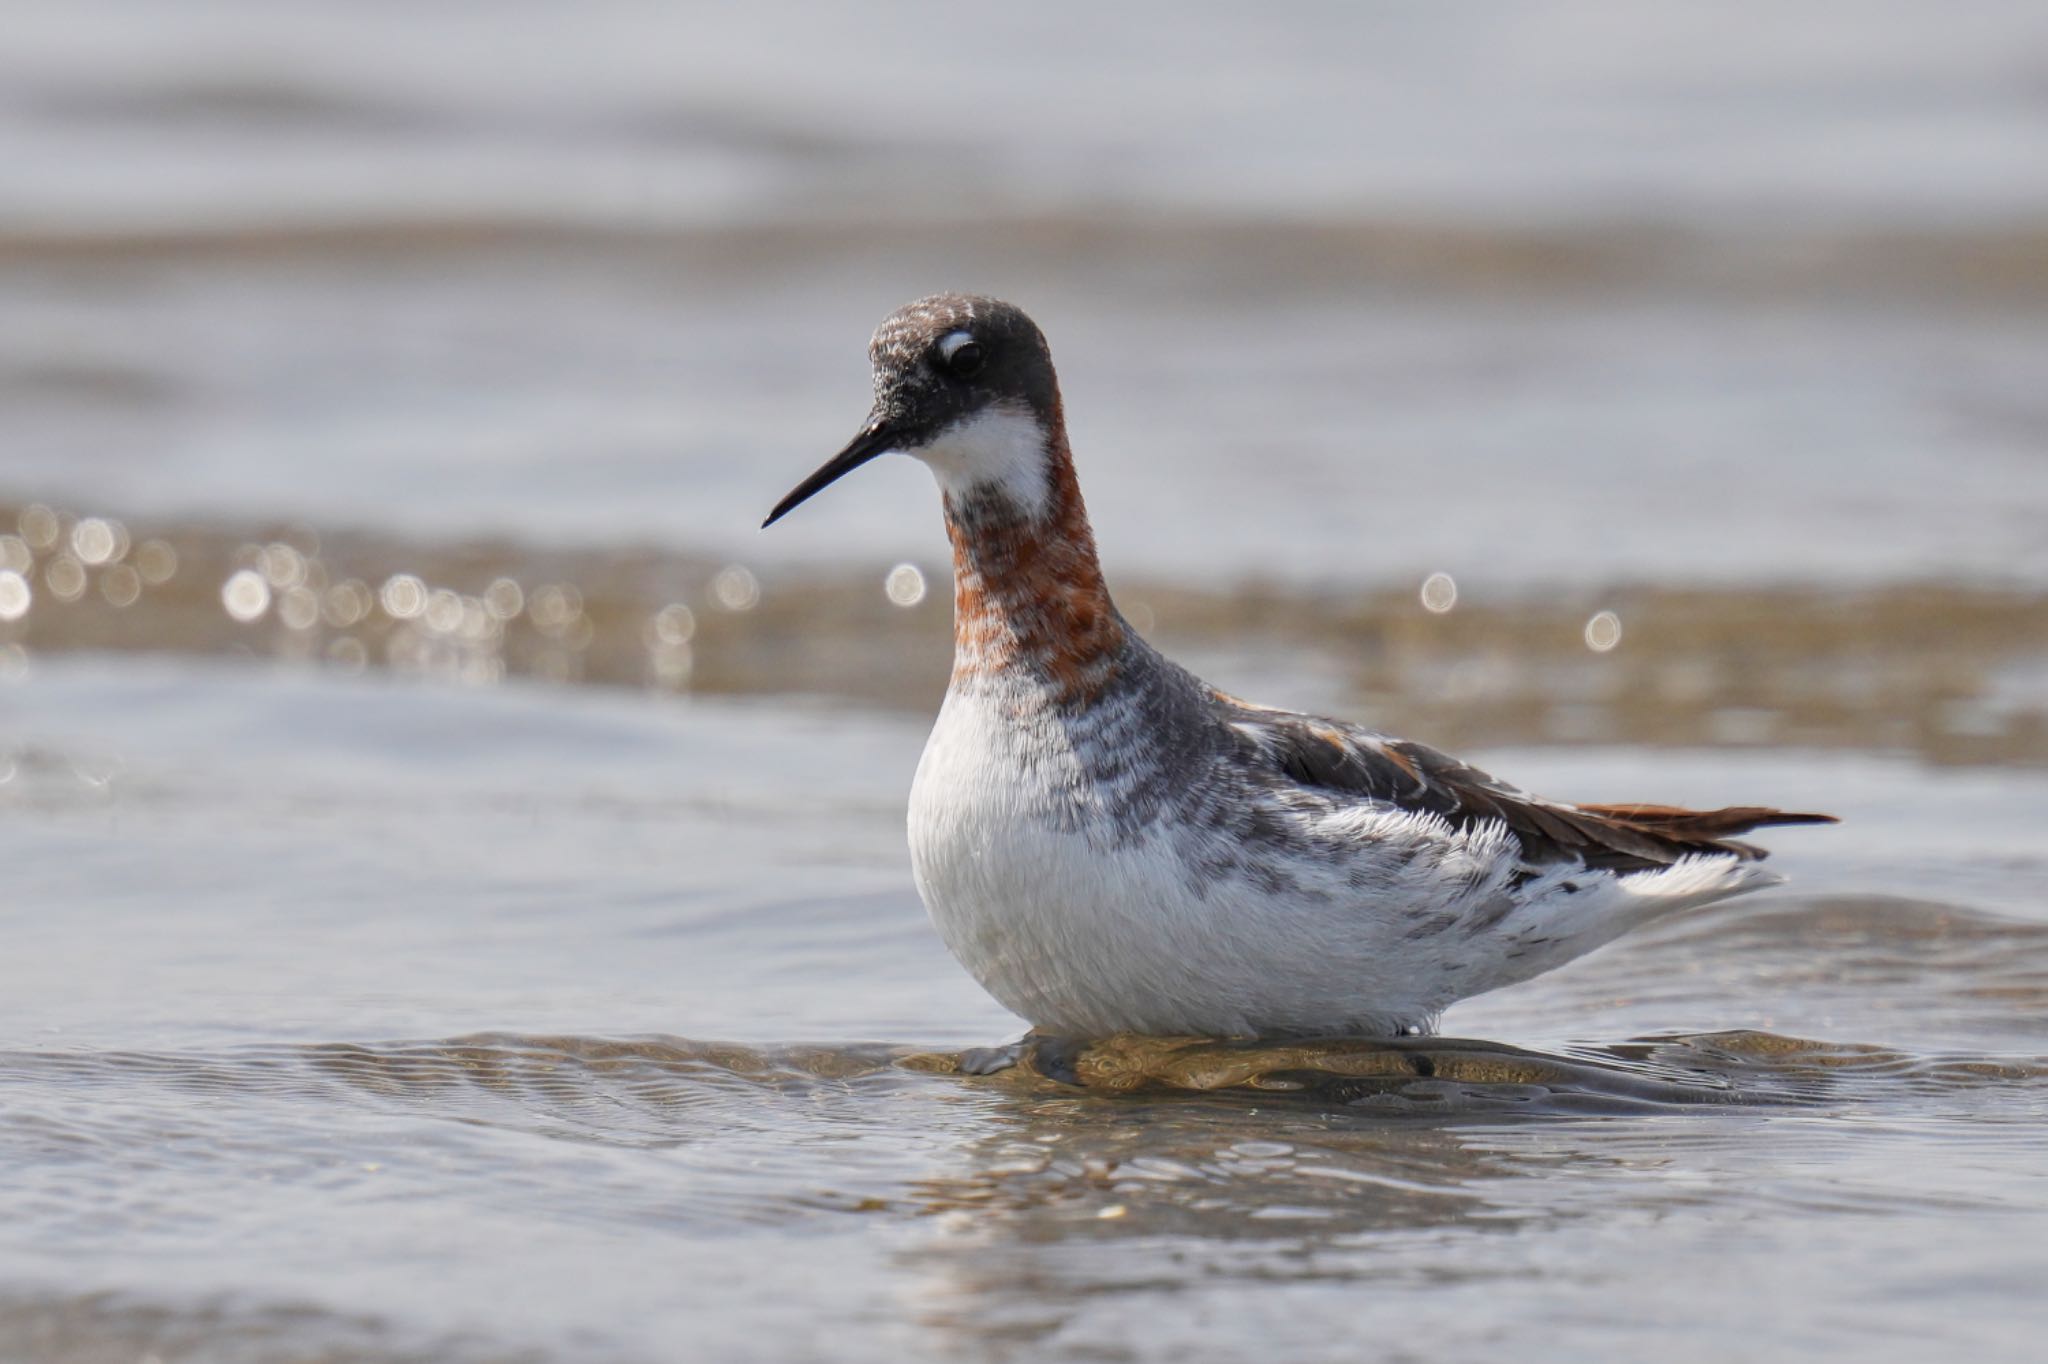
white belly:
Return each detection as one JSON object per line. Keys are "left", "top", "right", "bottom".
{"left": 906, "top": 684, "right": 1449, "bottom": 1037}
{"left": 906, "top": 672, "right": 1781, "bottom": 1040}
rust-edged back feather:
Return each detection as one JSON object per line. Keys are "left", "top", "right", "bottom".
{"left": 1219, "top": 695, "right": 1836, "bottom": 874}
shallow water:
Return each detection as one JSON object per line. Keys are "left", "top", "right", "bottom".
{"left": 5, "top": 4, "right": 2048, "bottom": 1361}
{"left": 4, "top": 663, "right": 2047, "bottom": 1362}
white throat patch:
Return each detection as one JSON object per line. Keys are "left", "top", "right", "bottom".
{"left": 912, "top": 404, "right": 1053, "bottom": 520}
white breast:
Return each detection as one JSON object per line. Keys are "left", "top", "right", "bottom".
{"left": 906, "top": 678, "right": 1456, "bottom": 1036}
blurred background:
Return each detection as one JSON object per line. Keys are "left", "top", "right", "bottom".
{"left": 4, "top": 0, "right": 2045, "bottom": 755}
{"left": 3, "top": 5, "right": 2047, "bottom": 1363}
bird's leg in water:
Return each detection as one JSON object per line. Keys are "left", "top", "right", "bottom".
{"left": 956, "top": 1032, "right": 1082, "bottom": 1083}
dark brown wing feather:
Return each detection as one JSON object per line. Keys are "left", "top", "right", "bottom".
{"left": 1223, "top": 698, "right": 1836, "bottom": 873}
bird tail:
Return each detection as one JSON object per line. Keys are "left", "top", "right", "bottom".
{"left": 1568, "top": 802, "right": 1838, "bottom": 863}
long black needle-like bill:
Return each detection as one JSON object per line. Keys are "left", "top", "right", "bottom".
{"left": 761, "top": 420, "right": 899, "bottom": 528}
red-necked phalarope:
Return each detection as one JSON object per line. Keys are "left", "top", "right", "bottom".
{"left": 764, "top": 293, "right": 1833, "bottom": 1071}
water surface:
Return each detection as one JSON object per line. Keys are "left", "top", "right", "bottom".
{"left": 4, "top": 662, "right": 2047, "bottom": 1362}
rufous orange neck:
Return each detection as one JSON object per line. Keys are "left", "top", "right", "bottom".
{"left": 941, "top": 405, "right": 1125, "bottom": 704}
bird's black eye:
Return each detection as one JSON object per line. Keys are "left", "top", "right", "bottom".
{"left": 936, "top": 330, "right": 984, "bottom": 377}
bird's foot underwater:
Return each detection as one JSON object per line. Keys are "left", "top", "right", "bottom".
{"left": 956, "top": 1033, "right": 1084, "bottom": 1084}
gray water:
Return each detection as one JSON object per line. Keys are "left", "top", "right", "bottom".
{"left": 4, "top": 4, "right": 2048, "bottom": 1362}
{"left": 4, "top": 663, "right": 2047, "bottom": 1364}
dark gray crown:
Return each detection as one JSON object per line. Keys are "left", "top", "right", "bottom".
{"left": 865, "top": 294, "right": 1059, "bottom": 446}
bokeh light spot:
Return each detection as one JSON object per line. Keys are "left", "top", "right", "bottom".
{"left": 17, "top": 505, "right": 58, "bottom": 551}
{"left": 0, "top": 571, "right": 29, "bottom": 621}
{"left": 134, "top": 539, "right": 178, "bottom": 584}
{"left": 529, "top": 584, "right": 583, "bottom": 633}
{"left": 279, "top": 585, "right": 321, "bottom": 630}
{"left": 379, "top": 573, "right": 427, "bottom": 619}
{"left": 711, "top": 565, "right": 760, "bottom": 612}
{"left": 483, "top": 577, "right": 525, "bottom": 621}
{"left": 1421, "top": 572, "right": 1458, "bottom": 614}
{"left": 222, "top": 568, "right": 272, "bottom": 622}
{"left": 100, "top": 564, "right": 142, "bottom": 608}
{"left": 324, "top": 580, "right": 371, "bottom": 628}
{"left": 71, "top": 518, "right": 127, "bottom": 566}
{"left": 1584, "top": 610, "right": 1623, "bottom": 653}
{"left": 458, "top": 597, "right": 492, "bottom": 642}
{"left": 885, "top": 563, "right": 927, "bottom": 607}
{"left": 423, "top": 588, "right": 464, "bottom": 634}
{"left": 45, "top": 556, "right": 87, "bottom": 603}
{"left": 651, "top": 603, "right": 696, "bottom": 645}
{"left": 262, "top": 543, "right": 306, "bottom": 589}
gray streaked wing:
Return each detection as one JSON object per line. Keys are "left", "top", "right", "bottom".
{"left": 1215, "top": 695, "right": 1833, "bottom": 873}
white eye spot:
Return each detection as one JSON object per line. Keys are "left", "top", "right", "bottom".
{"left": 938, "top": 331, "right": 975, "bottom": 363}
